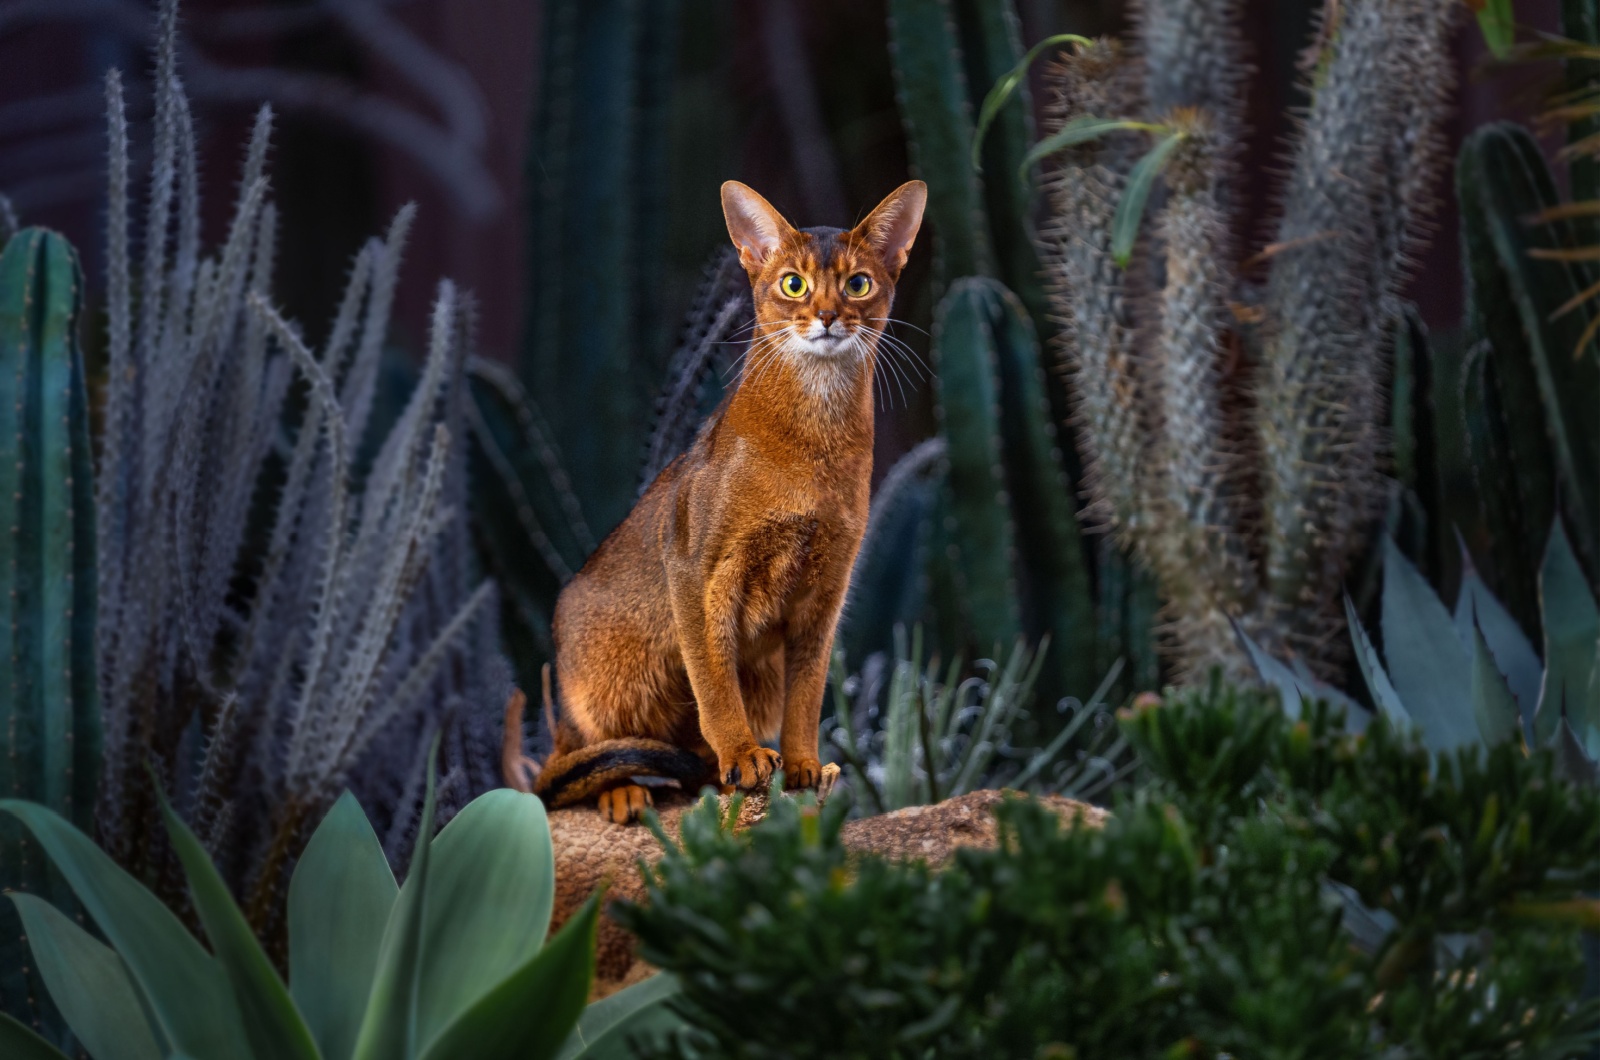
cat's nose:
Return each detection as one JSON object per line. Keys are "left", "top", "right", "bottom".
{"left": 818, "top": 310, "right": 838, "bottom": 330}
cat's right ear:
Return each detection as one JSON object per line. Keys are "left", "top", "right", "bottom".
{"left": 721, "top": 181, "right": 797, "bottom": 271}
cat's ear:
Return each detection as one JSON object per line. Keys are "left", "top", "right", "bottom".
{"left": 852, "top": 181, "right": 927, "bottom": 274}
{"left": 721, "top": 181, "right": 798, "bottom": 270}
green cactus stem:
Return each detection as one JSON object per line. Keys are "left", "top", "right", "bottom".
{"left": 0, "top": 228, "right": 99, "bottom": 1030}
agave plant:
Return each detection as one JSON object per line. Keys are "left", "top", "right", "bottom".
{"left": 823, "top": 628, "right": 1131, "bottom": 814}
{"left": 0, "top": 747, "right": 682, "bottom": 1060}
{"left": 1243, "top": 521, "right": 1599, "bottom": 788}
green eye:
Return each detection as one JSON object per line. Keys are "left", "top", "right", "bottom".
{"left": 845, "top": 273, "right": 872, "bottom": 297}
{"left": 780, "top": 273, "right": 809, "bottom": 297}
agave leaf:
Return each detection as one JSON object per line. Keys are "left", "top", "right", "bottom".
{"left": 1343, "top": 593, "right": 1408, "bottom": 728}
{"left": 417, "top": 894, "right": 598, "bottom": 1060}
{"left": 157, "top": 785, "right": 320, "bottom": 1060}
{"left": 1556, "top": 717, "right": 1600, "bottom": 786}
{"left": 1019, "top": 116, "right": 1152, "bottom": 178}
{"left": 555, "top": 974, "right": 684, "bottom": 1060}
{"left": 1452, "top": 548, "right": 1543, "bottom": 732}
{"left": 0, "top": 800, "right": 250, "bottom": 1059}
{"left": 0, "top": 1013, "right": 70, "bottom": 1060}
{"left": 1380, "top": 538, "right": 1479, "bottom": 752}
{"left": 409, "top": 789, "right": 558, "bottom": 1050}
{"left": 1470, "top": 623, "right": 1522, "bottom": 746}
{"left": 9, "top": 894, "right": 162, "bottom": 1060}
{"left": 289, "top": 792, "right": 397, "bottom": 1060}
{"left": 1233, "top": 617, "right": 1368, "bottom": 728}
{"left": 1534, "top": 521, "right": 1600, "bottom": 745}
{"left": 350, "top": 736, "right": 439, "bottom": 1060}
{"left": 973, "top": 33, "right": 1092, "bottom": 170}
{"left": 1112, "top": 132, "right": 1183, "bottom": 267}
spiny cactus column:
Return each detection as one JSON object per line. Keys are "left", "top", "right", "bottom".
{"left": 1036, "top": 0, "right": 1455, "bottom": 679}
{"left": 1459, "top": 122, "right": 1600, "bottom": 636}
{"left": 0, "top": 228, "right": 99, "bottom": 1030}
{"left": 520, "top": 0, "right": 681, "bottom": 540}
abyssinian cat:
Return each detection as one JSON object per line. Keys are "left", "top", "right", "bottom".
{"left": 513, "top": 179, "right": 926, "bottom": 823}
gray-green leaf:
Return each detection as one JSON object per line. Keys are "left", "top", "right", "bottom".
{"left": 290, "top": 791, "right": 398, "bottom": 1060}
{"left": 9, "top": 894, "right": 162, "bottom": 1060}
{"left": 1112, "top": 132, "right": 1183, "bottom": 267}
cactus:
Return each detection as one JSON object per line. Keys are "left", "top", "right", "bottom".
{"left": 520, "top": 0, "right": 683, "bottom": 541}
{"left": 0, "top": 229, "right": 99, "bottom": 1032}
{"left": 1458, "top": 122, "right": 1600, "bottom": 631}
{"left": 1015, "top": 0, "right": 1456, "bottom": 680}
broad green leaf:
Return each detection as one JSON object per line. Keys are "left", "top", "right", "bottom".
{"left": 1474, "top": 0, "right": 1515, "bottom": 59}
{"left": 1112, "top": 132, "right": 1183, "bottom": 267}
{"left": 1452, "top": 554, "right": 1542, "bottom": 732}
{"left": 1470, "top": 623, "right": 1522, "bottom": 746}
{"left": 0, "top": 1012, "right": 70, "bottom": 1060}
{"left": 1534, "top": 521, "right": 1600, "bottom": 745}
{"left": 418, "top": 894, "right": 599, "bottom": 1060}
{"left": 555, "top": 974, "right": 684, "bottom": 1060}
{"left": 411, "top": 788, "right": 557, "bottom": 1049}
{"left": 1380, "top": 538, "right": 1479, "bottom": 751}
{"left": 9, "top": 894, "right": 162, "bottom": 1060}
{"left": 1233, "top": 618, "right": 1306, "bottom": 718}
{"left": 157, "top": 785, "right": 320, "bottom": 1060}
{"left": 290, "top": 792, "right": 398, "bottom": 1060}
{"left": 1344, "top": 593, "right": 1408, "bottom": 727}
{"left": 351, "top": 736, "right": 439, "bottom": 1060}
{"left": 972, "top": 33, "right": 1092, "bottom": 169}
{"left": 0, "top": 800, "right": 250, "bottom": 1059}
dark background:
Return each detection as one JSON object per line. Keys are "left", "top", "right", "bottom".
{"left": 0, "top": 0, "right": 1567, "bottom": 475}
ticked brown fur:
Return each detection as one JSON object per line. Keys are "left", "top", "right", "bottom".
{"left": 527, "top": 180, "right": 926, "bottom": 822}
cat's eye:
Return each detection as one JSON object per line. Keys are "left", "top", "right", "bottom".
{"left": 845, "top": 274, "right": 872, "bottom": 297}
{"left": 779, "top": 273, "right": 809, "bottom": 298}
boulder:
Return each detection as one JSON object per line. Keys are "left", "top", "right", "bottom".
{"left": 546, "top": 781, "right": 1107, "bottom": 995}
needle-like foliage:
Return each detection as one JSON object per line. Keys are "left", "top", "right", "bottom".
{"left": 94, "top": 0, "right": 504, "bottom": 927}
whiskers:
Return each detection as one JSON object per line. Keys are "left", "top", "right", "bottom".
{"left": 857, "top": 318, "right": 930, "bottom": 411}
{"left": 717, "top": 316, "right": 931, "bottom": 411}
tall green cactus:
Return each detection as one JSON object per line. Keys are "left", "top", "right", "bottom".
{"left": 520, "top": 0, "right": 681, "bottom": 540}
{"left": 0, "top": 229, "right": 98, "bottom": 1032}
{"left": 1458, "top": 122, "right": 1600, "bottom": 636}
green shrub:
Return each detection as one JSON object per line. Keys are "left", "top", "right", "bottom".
{"left": 619, "top": 680, "right": 1600, "bottom": 1059}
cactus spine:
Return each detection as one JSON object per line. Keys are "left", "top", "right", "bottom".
{"left": 1034, "top": 0, "right": 1455, "bottom": 679}
{"left": 0, "top": 229, "right": 99, "bottom": 1029}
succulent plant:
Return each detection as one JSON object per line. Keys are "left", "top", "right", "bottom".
{"left": 0, "top": 746, "right": 681, "bottom": 1060}
{"left": 91, "top": 0, "right": 505, "bottom": 928}
{"left": 0, "top": 228, "right": 100, "bottom": 1031}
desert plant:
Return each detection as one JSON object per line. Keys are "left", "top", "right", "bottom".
{"left": 0, "top": 228, "right": 100, "bottom": 1030}
{"left": 0, "top": 747, "right": 623, "bottom": 1060}
{"left": 823, "top": 627, "right": 1130, "bottom": 814}
{"left": 620, "top": 681, "right": 1600, "bottom": 1058}
{"left": 1353, "top": 527, "right": 1595, "bottom": 770}
{"left": 92, "top": 0, "right": 504, "bottom": 926}
{"left": 968, "top": 0, "right": 1457, "bottom": 682}
{"left": 870, "top": 0, "right": 1158, "bottom": 707}
{"left": 1458, "top": 121, "right": 1600, "bottom": 629}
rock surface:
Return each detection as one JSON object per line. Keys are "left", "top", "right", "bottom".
{"left": 547, "top": 786, "right": 1107, "bottom": 994}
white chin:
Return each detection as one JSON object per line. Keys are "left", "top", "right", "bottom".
{"left": 788, "top": 334, "right": 851, "bottom": 358}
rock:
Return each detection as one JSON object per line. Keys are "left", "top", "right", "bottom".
{"left": 546, "top": 784, "right": 1107, "bottom": 996}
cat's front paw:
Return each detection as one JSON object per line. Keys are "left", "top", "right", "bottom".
{"left": 721, "top": 746, "right": 782, "bottom": 790}
{"left": 781, "top": 757, "right": 823, "bottom": 790}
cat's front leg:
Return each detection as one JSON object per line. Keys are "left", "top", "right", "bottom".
{"left": 668, "top": 557, "right": 782, "bottom": 790}
{"left": 778, "top": 586, "right": 848, "bottom": 790}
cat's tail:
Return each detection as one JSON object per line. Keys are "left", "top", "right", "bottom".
{"left": 500, "top": 666, "right": 709, "bottom": 809}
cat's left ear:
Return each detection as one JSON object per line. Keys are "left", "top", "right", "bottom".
{"left": 722, "top": 181, "right": 798, "bottom": 271}
{"left": 852, "top": 181, "right": 927, "bottom": 274}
